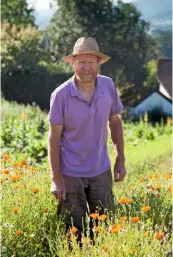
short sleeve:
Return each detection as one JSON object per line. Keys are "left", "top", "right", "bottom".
{"left": 48, "top": 91, "right": 64, "bottom": 125}
{"left": 109, "top": 79, "right": 123, "bottom": 116}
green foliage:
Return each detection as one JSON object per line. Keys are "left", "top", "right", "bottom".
{"left": 143, "top": 60, "right": 159, "bottom": 88}
{"left": 1, "top": 24, "right": 52, "bottom": 76}
{"left": 47, "top": 0, "right": 158, "bottom": 86}
{"left": 1, "top": 0, "right": 35, "bottom": 27}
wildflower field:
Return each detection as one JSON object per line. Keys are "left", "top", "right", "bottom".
{"left": 1, "top": 100, "right": 172, "bottom": 257}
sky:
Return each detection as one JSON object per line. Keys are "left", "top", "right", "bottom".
{"left": 27, "top": 0, "right": 136, "bottom": 11}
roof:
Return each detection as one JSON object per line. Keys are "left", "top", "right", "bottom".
{"left": 121, "top": 87, "right": 172, "bottom": 108}
{"left": 157, "top": 58, "right": 172, "bottom": 97}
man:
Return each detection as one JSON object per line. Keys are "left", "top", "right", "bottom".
{"left": 48, "top": 37, "right": 126, "bottom": 245}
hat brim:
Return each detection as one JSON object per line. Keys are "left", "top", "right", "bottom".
{"left": 63, "top": 51, "right": 111, "bottom": 64}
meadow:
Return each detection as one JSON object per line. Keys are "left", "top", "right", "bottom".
{"left": 1, "top": 100, "right": 172, "bottom": 257}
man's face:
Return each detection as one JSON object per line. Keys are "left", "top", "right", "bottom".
{"left": 72, "top": 55, "right": 100, "bottom": 84}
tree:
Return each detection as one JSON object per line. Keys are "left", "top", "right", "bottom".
{"left": 143, "top": 60, "right": 159, "bottom": 88}
{"left": 1, "top": 0, "right": 35, "bottom": 27}
{"left": 46, "top": 0, "right": 158, "bottom": 87}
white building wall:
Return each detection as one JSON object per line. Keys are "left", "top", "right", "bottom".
{"left": 159, "top": 84, "right": 171, "bottom": 99}
{"left": 132, "top": 92, "right": 172, "bottom": 116}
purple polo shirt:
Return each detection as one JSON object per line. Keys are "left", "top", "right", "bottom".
{"left": 48, "top": 75, "right": 123, "bottom": 177}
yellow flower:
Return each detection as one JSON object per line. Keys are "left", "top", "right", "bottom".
{"left": 141, "top": 206, "right": 151, "bottom": 212}
{"left": 21, "top": 113, "right": 27, "bottom": 120}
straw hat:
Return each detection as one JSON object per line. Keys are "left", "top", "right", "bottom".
{"left": 63, "top": 37, "right": 111, "bottom": 64}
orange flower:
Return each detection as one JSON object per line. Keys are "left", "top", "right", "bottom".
{"left": 14, "top": 170, "right": 21, "bottom": 175}
{"left": 103, "top": 247, "right": 109, "bottom": 253}
{"left": 94, "top": 226, "right": 101, "bottom": 232}
{"left": 3, "top": 154, "right": 10, "bottom": 160}
{"left": 141, "top": 206, "right": 151, "bottom": 212}
{"left": 98, "top": 214, "right": 107, "bottom": 221}
{"left": 13, "top": 163, "right": 20, "bottom": 167}
{"left": 90, "top": 213, "right": 99, "bottom": 219}
{"left": 0, "top": 178, "right": 4, "bottom": 183}
{"left": 156, "top": 187, "right": 161, "bottom": 192}
{"left": 43, "top": 208, "right": 48, "bottom": 213}
{"left": 21, "top": 159, "right": 27, "bottom": 165}
{"left": 168, "top": 186, "right": 172, "bottom": 192}
{"left": 70, "top": 227, "right": 78, "bottom": 234}
{"left": 24, "top": 184, "right": 27, "bottom": 189}
{"left": 154, "top": 232, "right": 164, "bottom": 240}
{"left": 31, "top": 167, "right": 40, "bottom": 172}
{"left": 32, "top": 188, "right": 39, "bottom": 193}
{"left": 111, "top": 225, "right": 119, "bottom": 234}
{"left": 15, "top": 230, "right": 23, "bottom": 235}
{"left": 143, "top": 231, "right": 149, "bottom": 237}
{"left": 3, "top": 169, "right": 10, "bottom": 175}
{"left": 9, "top": 175, "right": 21, "bottom": 182}
{"left": 153, "top": 175, "right": 159, "bottom": 179}
{"left": 14, "top": 184, "right": 20, "bottom": 189}
{"left": 130, "top": 217, "right": 140, "bottom": 223}
{"left": 12, "top": 208, "right": 20, "bottom": 213}
{"left": 140, "top": 178, "right": 145, "bottom": 182}
{"left": 120, "top": 216, "right": 127, "bottom": 222}
{"left": 118, "top": 198, "right": 133, "bottom": 204}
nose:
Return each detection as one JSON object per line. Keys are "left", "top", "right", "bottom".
{"left": 83, "top": 63, "right": 91, "bottom": 70}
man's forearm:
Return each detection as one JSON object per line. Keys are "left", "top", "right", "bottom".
{"left": 109, "top": 116, "right": 125, "bottom": 161}
{"left": 48, "top": 134, "right": 62, "bottom": 181}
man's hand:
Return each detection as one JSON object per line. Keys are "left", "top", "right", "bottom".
{"left": 50, "top": 177, "right": 66, "bottom": 200}
{"left": 114, "top": 156, "right": 126, "bottom": 182}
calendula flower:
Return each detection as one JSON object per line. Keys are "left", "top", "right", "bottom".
{"left": 111, "top": 225, "right": 119, "bottom": 234}
{"left": 118, "top": 198, "right": 133, "bottom": 204}
{"left": 154, "top": 232, "right": 164, "bottom": 240}
{"left": 14, "top": 170, "right": 21, "bottom": 175}
{"left": 3, "top": 154, "right": 10, "bottom": 160}
{"left": 43, "top": 208, "right": 48, "bottom": 213}
{"left": 70, "top": 227, "right": 78, "bottom": 234}
{"left": 141, "top": 206, "right": 151, "bottom": 212}
{"left": 120, "top": 216, "right": 127, "bottom": 222}
{"left": 90, "top": 213, "right": 99, "bottom": 219}
{"left": 21, "top": 113, "right": 27, "bottom": 120}
{"left": 103, "top": 247, "right": 109, "bottom": 253}
{"left": 94, "top": 226, "right": 101, "bottom": 232}
{"left": 9, "top": 175, "right": 21, "bottom": 182}
{"left": 0, "top": 178, "right": 4, "bottom": 183}
{"left": 21, "top": 159, "right": 27, "bottom": 165}
{"left": 15, "top": 230, "right": 23, "bottom": 235}
{"left": 130, "top": 217, "right": 140, "bottom": 223}
{"left": 140, "top": 178, "right": 145, "bottom": 182}
{"left": 32, "top": 188, "right": 39, "bottom": 193}
{"left": 168, "top": 186, "right": 172, "bottom": 192}
{"left": 143, "top": 231, "right": 149, "bottom": 237}
{"left": 3, "top": 169, "right": 10, "bottom": 175}
{"left": 130, "top": 249, "right": 137, "bottom": 254}
{"left": 12, "top": 208, "right": 20, "bottom": 213}
{"left": 14, "top": 184, "right": 20, "bottom": 189}
{"left": 24, "top": 184, "right": 27, "bottom": 190}
{"left": 98, "top": 214, "right": 107, "bottom": 221}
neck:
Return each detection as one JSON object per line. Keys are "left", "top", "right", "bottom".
{"left": 74, "top": 76, "right": 96, "bottom": 90}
